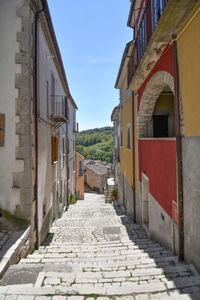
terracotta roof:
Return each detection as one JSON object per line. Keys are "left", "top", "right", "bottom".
{"left": 85, "top": 161, "right": 108, "bottom": 176}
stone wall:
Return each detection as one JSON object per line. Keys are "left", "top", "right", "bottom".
{"left": 14, "top": 1, "right": 34, "bottom": 221}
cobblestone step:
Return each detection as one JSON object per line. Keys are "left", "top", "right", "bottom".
{"left": 27, "top": 249, "right": 171, "bottom": 260}
{"left": 1, "top": 194, "right": 200, "bottom": 299}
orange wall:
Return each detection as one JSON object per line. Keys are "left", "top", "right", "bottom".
{"left": 75, "top": 152, "right": 84, "bottom": 199}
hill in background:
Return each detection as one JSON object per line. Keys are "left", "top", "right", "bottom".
{"left": 76, "top": 126, "right": 114, "bottom": 163}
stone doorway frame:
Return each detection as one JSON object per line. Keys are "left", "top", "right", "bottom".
{"left": 137, "top": 71, "right": 175, "bottom": 138}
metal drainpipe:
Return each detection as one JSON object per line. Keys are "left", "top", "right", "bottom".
{"left": 132, "top": 92, "right": 136, "bottom": 223}
{"left": 172, "top": 37, "right": 184, "bottom": 261}
{"left": 66, "top": 102, "right": 69, "bottom": 207}
{"left": 34, "top": 4, "right": 45, "bottom": 250}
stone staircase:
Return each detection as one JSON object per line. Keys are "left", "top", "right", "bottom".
{"left": 0, "top": 193, "right": 200, "bottom": 299}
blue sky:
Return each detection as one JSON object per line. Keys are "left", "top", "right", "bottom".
{"left": 47, "top": 0, "right": 132, "bottom": 131}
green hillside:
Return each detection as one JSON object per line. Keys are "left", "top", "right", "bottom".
{"left": 76, "top": 127, "right": 114, "bottom": 163}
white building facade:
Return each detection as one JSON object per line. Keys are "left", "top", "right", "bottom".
{"left": 0, "top": 0, "right": 77, "bottom": 247}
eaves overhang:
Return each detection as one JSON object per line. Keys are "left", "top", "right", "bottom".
{"left": 36, "top": 0, "right": 78, "bottom": 110}
{"left": 115, "top": 41, "right": 134, "bottom": 89}
{"left": 127, "top": 0, "right": 141, "bottom": 28}
{"left": 129, "top": 0, "right": 198, "bottom": 91}
{"left": 111, "top": 105, "right": 120, "bottom": 122}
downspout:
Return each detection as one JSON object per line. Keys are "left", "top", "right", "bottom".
{"left": 34, "top": 3, "right": 45, "bottom": 250}
{"left": 66, "top": 101, "right": 69, "bottom": 208}
{"left": 132, "top": 92, "right": 136, "bottom": 223}
{"left": 172, "top": 37, "right": 184, "bottom": 261}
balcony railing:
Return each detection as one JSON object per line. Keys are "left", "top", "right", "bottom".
{"left": 128, "top": 0, "right": 167, "bottom": 84}
{"left": 50, "top": 95, "right": 68, "bottom": 122}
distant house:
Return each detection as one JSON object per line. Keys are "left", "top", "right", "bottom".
{"left": 84, "top": 161, "right": 110, "bottom": 194}
{"left": 75, "top": 152, "right": 84, "bottom": 200}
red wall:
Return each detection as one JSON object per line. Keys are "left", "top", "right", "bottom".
{"left": 139, "top": 139, "right": 177, "bottom": 217}
{"left": 138, "top": 45, "right": 174, "bottom": 110}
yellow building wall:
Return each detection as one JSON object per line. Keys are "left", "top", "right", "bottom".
{"left": 178, "top": 3, "right": 200, "bottom": 136}
{"left": 154, "top": 94, "right": 174, "bottom": 111}
{"left": 120, "top": 77, "right": 133, "bottom": 187}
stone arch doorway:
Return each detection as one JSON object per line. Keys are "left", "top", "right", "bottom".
{"left": 137, "top": 71, "right": 176, "bottom": 138}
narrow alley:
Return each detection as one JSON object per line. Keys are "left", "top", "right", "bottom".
{"left": 0, "top": 193, "right": 200, "bottom": 299}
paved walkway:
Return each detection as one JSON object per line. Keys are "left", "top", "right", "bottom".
{"left": 0, "top": 193, "right": 200, "bottom": 299}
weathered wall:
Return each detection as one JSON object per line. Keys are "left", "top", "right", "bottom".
{"left": 137, "top": 45, "right": 173, "bottom": 110}
{"left": 178, "top": 3, "right": 200, "bottom": 136}
{"left": 177, "top": 4, "right": 200, "bottom": 272}
{"left": 120, "top": 82, "right": 133, "bottom": 187}
{"left": 68, "top": 101, "right": 76, "bottom": 197}
{"left": 119, "top": 173, "right": 134, "bottom": 215}
{"left": 0, "top": 0, "right": 34, "bottom": 220}
{"left": 37, "top": 22, "right": 67, "bottom": 243}
{"left": 149, "top": 192, "right": 179, "bottom": 254}
{"left": 119, "top": 75, "right": 134, "bottom": 214}
{"left": 139, "top": 139, "right": 177, "bottom": 218}
{"left": 85, "top": 167, "right": 100, "bottom": 192}
{"left": 182, "top": 137, "right": 200, "bottom": 271}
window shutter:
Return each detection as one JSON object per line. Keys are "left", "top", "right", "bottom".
{"left": 52, "top": 136, "right": 58, "bottom": 163}
{"left": 0, "top": 114, "right": 5, "bottom": 146}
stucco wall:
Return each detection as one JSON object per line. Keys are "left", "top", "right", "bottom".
{"left": 149, "top": 192, "right": 179, "bottom": 254}
{"left": 85, "top": 167, "right": 101, "bottom": 192}
{"left": 37, "top": 22, "right": 68, "bottom": 241}
{"left": 137, "top": 45, "right": 173, "bottom": 110}
{"left": 177, "top": 4, "right": 200, "bottom": 272}
{"left": 178, "top": 4, "right": 200, "bottom": 136}
{"left": 76, "top": 152, "right": 84, "bottom": 200}
{"left": 119, "top": 172, "right": 134, "bottom": 215}
{"left": 67, "top": 101, "right": 76, "bottom": 197}
{"left": 139, "top": 139, "right": 177, "bottom": 218}
{"left": 182, "top": 136, "right": 200, "bottom": 272}
{"left": 120, "top": 77, "right": 133, "bottom": 188}
{"left": 0, "top": 0, "right": 32, "bottom": 217}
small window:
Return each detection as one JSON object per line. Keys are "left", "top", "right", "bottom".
{"left": 127, "top": 124, "right": 131, "bottom": 149}
{"left": 153, "top": 115, "right": 168, "bottom": 137}
{"left": 120, "top": 127, "right": 123, "bottom": 147}
{"left": 79, "top": 161, "right": 82, "bottom": 176}
{"left": 127, "top": 75, "right": 131, "bottom": 99}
